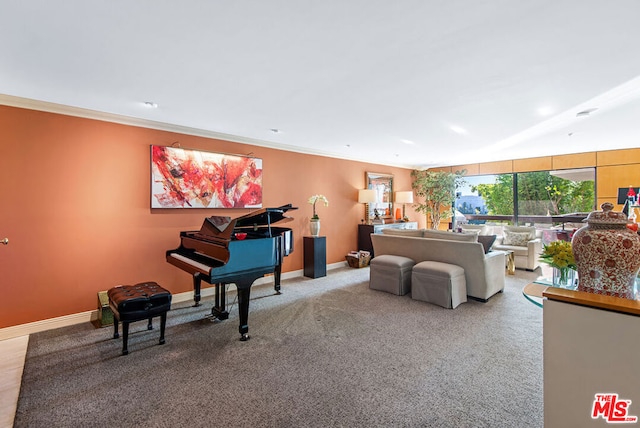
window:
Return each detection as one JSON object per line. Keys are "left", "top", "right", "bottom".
{"left": 455, "top": 168, "right": 595, "bottom": 231}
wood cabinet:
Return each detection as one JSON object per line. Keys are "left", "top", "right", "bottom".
{"left": 543, "top": 291, "right": 640, "bottom": 427}
{"left": 358, "top": 222, "right": 418, "bottom": 256}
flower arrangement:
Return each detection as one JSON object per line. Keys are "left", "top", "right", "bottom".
{"left": 539, "top": 240, "right": 576, "bottom": 270}
{"left": 308, "top": 194, "right": 329, "bottom": 220}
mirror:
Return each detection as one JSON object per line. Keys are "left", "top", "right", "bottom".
{"left": 366, "top": 172, "right": 393, "bottom": 222}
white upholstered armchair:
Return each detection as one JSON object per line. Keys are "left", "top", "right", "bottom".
{"left": 492, "top": 225, "right": 543, "bottom": 271}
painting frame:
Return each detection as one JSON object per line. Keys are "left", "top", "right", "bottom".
{"left": 366, "top": 171, "right": 393, "bottom": 221}
{"left": 150, "top": 145, "right": 263, "bottom": 209}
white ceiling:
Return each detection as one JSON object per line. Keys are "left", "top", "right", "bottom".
{"left": 2, "top": 1, "right": 640, "bottom": 169}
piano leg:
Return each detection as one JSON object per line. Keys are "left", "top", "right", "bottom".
{"left": 192, "top": 273, "right": 202, "bottom": 307}
{"left": 236, "top": 283, "right": 251, "bottom": 341}
{"left": 211, "top": 283, "right": 230, "bottom": 320}
{"left": 273, "top": 264, "right": 282, "bottom": 295}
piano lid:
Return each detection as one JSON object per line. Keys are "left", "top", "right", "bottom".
{"left": 196, "top": 204, "right": 297, "bottom": 239}
{"left": 234, "top": 204, "right": 298, "bottom": 228}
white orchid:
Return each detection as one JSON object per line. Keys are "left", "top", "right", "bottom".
{"left": 308, "top": 194, "right": 329, "bottom": 219}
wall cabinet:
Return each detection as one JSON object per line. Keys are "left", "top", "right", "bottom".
{"left": 358, "top": 222, "right": 418, "bottom": 256}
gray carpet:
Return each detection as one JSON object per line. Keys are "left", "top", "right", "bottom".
{"left": 15, "top": 267, "right": 544, "bottom": 428}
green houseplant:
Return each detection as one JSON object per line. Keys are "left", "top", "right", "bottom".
{"left": 411, "top": 169, "right": 466, "bottom": 230}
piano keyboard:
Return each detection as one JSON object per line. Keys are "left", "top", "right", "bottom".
{"left": 168, "top": 253, "right": 212, "bottom": 275}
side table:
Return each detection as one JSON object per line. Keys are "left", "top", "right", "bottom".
{"left": 304, "top": 236, "right": 326, "bottom": 278}
{"left": 505, "top": 250, "right": 515, "bottom": 275}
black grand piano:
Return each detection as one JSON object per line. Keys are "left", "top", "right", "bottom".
{"left": 166, "top": 204, "right": 297, "bottom": 341}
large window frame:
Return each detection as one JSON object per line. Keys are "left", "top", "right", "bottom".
{"left": 458, "top": 168, "right": 596, "bottom": 228}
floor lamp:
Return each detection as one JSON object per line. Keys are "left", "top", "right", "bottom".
{"left": 358, "top": 189, "right": 377, "bottom": 225}
{"left": 395, "top": 191, "right": 414, "bottom": 222}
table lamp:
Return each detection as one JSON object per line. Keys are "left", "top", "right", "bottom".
{"left": 358, "top": 189, "right": 377, "bottom": 225}
{"left": 395, "top": 191, "right": 414, "bottom": 222}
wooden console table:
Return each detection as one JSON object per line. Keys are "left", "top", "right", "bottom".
{"left": 358, "top": 222, "right": 418, "bottom": 256}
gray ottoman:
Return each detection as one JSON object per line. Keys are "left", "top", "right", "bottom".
{"left": 411, "top": 261, "right": 467, "bottom": 308}
{"left": 369, "top": 255, "right": 415, "bottom": 296}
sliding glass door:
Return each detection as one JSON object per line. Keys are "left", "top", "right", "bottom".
{"left": 455, "top": 168, "right": 595, "bottom": 238}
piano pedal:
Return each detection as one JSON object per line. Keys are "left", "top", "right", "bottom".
{"left": 204, "top": 313, "right": 223, "bottom": 323}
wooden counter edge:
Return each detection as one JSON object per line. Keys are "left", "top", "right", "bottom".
{"left": 542, "top": 287, "right": 640, "bottom": 316}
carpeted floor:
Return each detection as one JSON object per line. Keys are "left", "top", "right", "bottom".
{"left": 15, "top": 266, "right": 544, "bottom": 427}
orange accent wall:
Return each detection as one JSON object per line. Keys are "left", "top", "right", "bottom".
{"left": 0, "top": 106, "right": 418, "bottom": 328}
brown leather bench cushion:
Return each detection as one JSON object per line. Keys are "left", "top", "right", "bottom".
{"left": 108, "top": 282, "right": 172, "bottom": 322}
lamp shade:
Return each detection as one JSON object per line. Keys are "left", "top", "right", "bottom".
{"left": 395, "top": 191, "right": 414, "bottom": 204}
{"left": 358, "top": 189, "right": 377, "bottom": 203}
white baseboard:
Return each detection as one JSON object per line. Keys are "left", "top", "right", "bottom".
{"left": 0, "top": 262, "right": 347, "bottom": 341}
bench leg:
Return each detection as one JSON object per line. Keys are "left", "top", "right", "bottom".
{"left": 147, "top": 318, "right": 153, "bottom": 330}
{"left": 159, "top": 312, "right": 167, "bottom": 345}
{"left": 113, "top": 318, "right": 119, "bottom": 339}
{"left": 122, "top": 321, "right": 130, "bottom": 355}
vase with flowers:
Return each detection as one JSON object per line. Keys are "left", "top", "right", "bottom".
{"left": 540, "top": 240, "right": 577, "bottom": 288}
{"left": 308, "top": 194, "right": 329, "bottom": 236}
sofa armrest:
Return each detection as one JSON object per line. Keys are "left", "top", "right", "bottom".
{"left": 485, "top": 250, "right": 506, "bottom": 270}
{"left": 482, "top": 250, "right": 506, "bottom": 297}
{"left": 527, "top": 238, "right": 543, "bottom": 269}
{"left": 527, "top": 238, "right": 542, "bottom": 254}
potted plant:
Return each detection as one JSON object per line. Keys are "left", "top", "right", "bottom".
{"left": 540, "top": 240, "right": 577, "bottom": 287}
{"left": 411, "top": 169, "right": 466, "bottom": 230}
{"left": 308, "top": 194, "right": 329, "bottom": 236}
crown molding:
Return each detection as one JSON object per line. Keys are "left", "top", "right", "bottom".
{"left": 0, "top": 94, "right": 414, "bottom": 169}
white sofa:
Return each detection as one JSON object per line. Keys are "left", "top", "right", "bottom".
{"left": 370, "top": 231, "right": 506, "bottom": 302}
{"left": 492, "top": 225, "right": 542, "bottom": 271}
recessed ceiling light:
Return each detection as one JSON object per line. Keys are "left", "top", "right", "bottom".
{"left": 143, "top": 101, "right": 158, "bottom": 108}
{"left": 401, "top": 139, "right": 415, "bottom": 145}
{"left": 576, "top": 108, "right": 598, "bottom": 117}
{"left": 270, "top": 128, "right": 281, "bottom": 133}
{"left": 449, "top": 125, "right": 467, "bottom": 135}
{"left": 537, "top": 106, "right": 554, "bottom": 116}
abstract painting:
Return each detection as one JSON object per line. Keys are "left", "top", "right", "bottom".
{"left": 151, "top": 145, "right": 263, "bottom": 208}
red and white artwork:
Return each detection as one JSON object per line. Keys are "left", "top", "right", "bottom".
{"left": 151, "top": 145, "right": 263, "bottom": 208}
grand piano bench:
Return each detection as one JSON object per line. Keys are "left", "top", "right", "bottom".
{"left": 107, "top": 282, "right": 172, "bottom": 355}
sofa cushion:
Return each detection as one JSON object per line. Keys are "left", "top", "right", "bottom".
{"left": 460, "top": 224, "right": 490, "bottom": 235}
{"left": 422, "top": 229, "right": 478, "bottom": 242}
{"left": 477, "top": 235, "right": 497, "bottom": 254}
{"left": 381, "top": 228, "right": 425, "bottom": 237}
{"left": 503, "top": 231, "right": 530, "bottom": 247}
{"left": 503, "top": 225, "right": 537, "bottom": 240}
{"left": 494, "top": 244, "right": 530, "bottom": 257}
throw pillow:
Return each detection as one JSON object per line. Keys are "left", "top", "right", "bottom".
{"left": 503, "top": 231, "right": 530, "bottom": 247}
{"left": 477, "top": 235, "right": 497, "bottom": 254}
{"left": 503, "top": 225, "right": 536, "bottom": 240}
